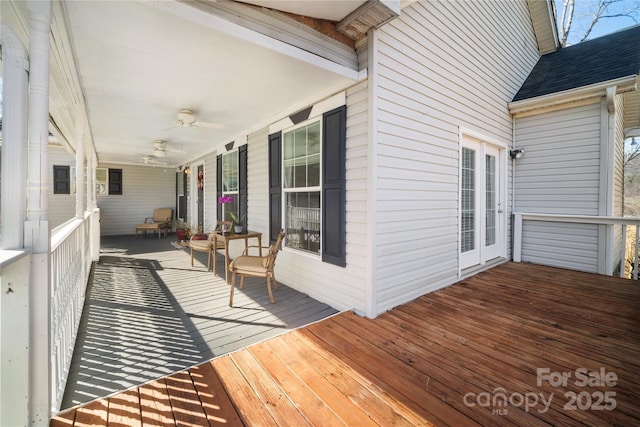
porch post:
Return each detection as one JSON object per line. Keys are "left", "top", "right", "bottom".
{"left": 0, "top": 25, "right": 29, "bottom": 250}
{"left": 0, "top": 22, "right": 30, "bottom": 427}
{"left": 24, "top": 0, "right": 53, "bottom": 423}
{"left": 86, "top": 144, "right": 95, "bottom": 210}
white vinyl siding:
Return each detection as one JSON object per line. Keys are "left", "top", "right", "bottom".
{"left": 248, "top": 128, "right": 269, "bottom": 234}
{"left": 514, "top": 102, "right": 602, "bottom": 273}
{"left": 97, "top": 163, "right": 175, "bottom": 236}
{"left": 371, "top": 0, "right": 538, "bottom": 313}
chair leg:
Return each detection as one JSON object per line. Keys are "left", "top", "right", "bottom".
{"left": 229, "top": 271, "right": 237, "bottom": 307}
{"left": 266, "top": 276, "right": 275, "bottom": 304}
{"left": 271, "top": 272, "right": 279, "bottom": 290}
{"left": 239, "top": 275, "right": 245, "bottom": 289}
{"left": 207, "top": 250, "right": 212, "bottom": 271}
{"left": 213, "top": 249, "right": 218, "bottom": 275}
{"left": 190, "top": 248, "right": 194, "bottom": 267}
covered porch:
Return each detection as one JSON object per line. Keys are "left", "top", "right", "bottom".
{"left": 52, "top": 262, "right": 640, "bottom": 426}
{"left": 59, "top": 234, "right": 337, "bottom": 410}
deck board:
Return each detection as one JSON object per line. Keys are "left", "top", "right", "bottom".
{"left": 52, "top": 262, "right": 640, "bottom": 426}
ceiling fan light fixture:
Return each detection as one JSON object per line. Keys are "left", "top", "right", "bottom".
{"left": 177, "top": 109, "right": 196, "bottom": 126}
{"left": 154, "top": 148, "right": 167, "bottom": 157}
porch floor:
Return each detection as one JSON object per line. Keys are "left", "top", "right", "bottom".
{"left": 52, "top": 262, "right": 640, "bottom": 426}
{"left": 59, "top": 234, "right": 338, "bottom": 410}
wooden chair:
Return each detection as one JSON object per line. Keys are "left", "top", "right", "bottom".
{"left": 135, "top": 208, "right": 173, "bottom": 238}
{"left": 229, "top": 229, "right": 285, "bottom": 306}
{"left": 189, "top": 221, "right": 232, "bottom": 271}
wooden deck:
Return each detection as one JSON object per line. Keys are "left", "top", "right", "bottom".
{"left": 52, "top": 262, "right": 640, "bottom": 426}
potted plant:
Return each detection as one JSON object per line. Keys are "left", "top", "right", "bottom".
{"left": 173, "top": 219, "right": 191, "bottom": 241}
{"left": 191, "top": 224, "right": 208, "bottom": 240}
{"left": 230, "top": 212, "right": 247, "bottom": 234}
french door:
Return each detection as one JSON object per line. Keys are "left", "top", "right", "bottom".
{"left": 460, "top": 136, "right": 504, "bottom": 269}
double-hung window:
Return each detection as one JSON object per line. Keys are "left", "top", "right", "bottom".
{"left": 269, "top": 103, "right": 346, "bottom": 267}
{"left": 283, "top": 121, "right": 321, "bottom": 254}
{"left": 221, "top": 150, "right": 239, "bottom": 221}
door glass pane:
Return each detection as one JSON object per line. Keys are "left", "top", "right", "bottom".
{"left": 461, "top": 148, "right": 475, "bottom": 253}
{"left": 485, "top": 154, "right": 496, "bottom": 246}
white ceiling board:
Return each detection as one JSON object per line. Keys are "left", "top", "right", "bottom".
{"left": 64, "top": 0, "right": 357, "bottom": 166}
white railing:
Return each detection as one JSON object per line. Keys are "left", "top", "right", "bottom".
{"left": 513, "top": 213, "right": 640, "bottom": 279}
{"left": 50, "top": 210, "right": 96, "bottom": 411}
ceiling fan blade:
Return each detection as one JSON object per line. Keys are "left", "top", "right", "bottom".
{"left": 193, "top": 121, "right": 225, "bottom": 130}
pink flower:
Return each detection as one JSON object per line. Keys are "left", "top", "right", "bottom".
{"left": 218, "top": 196, "right": 233, "bottom": 204}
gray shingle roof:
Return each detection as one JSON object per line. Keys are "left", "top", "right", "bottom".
{"left": 513, "top": 25, "right": 640, "bottom": 102}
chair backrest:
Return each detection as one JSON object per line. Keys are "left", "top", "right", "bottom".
{"left": 266, "top": 229, "right": 285, "bottom": 271}
{"left": 212, "top": 220, "right": 233, "bottom": 233}
{"left": 153, "top": 208, "right": 173, "bottom": 223}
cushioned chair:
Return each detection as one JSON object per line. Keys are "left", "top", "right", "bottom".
{"left": 229, "top": 229, "right": 285, "bottom": 306}
{"left": 189, "top": 221, "right": 232, "bottom": 271}
{"left": 135, "top": 208, "right": 173, "bottom": 238}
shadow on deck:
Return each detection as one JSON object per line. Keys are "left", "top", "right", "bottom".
{"left": 53, "top": 261, "right": 640, "bottom": 426}
{"left": 60, "top": 234, "right": 338, "bottom": 410}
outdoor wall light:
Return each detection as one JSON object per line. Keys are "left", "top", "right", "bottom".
{"left": 509, "top": 148, "right": 525, "bottom": 160}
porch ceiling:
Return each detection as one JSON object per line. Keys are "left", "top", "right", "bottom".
{"left": 63, "top": 1, "right": 360, "bottom": 167}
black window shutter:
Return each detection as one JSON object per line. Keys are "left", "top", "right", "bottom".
{"left": 268, "top": 132, "right": 282, "bottom": 244}
{"left": 53, "top": 165, "right": 70, "bottom": 194}
{"left": 238, "top": 144, "right": 248, "bottom": 229}
{"left": 322, "top": 105, "right": 347, "bottom": 267}
{"left": 216, "top": 154, "right": 223, "bottom": 221}
{"left": 108, "top": 168, "right": 123, "bottom": 195}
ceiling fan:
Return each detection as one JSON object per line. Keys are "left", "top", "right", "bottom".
{"left": 152, "top": 140, "right": 185, "bottom": 157}
{"left": 142, "top": 155, "right": 167, "bottom": 166}
{"left": 165, "top": 109, "right": 225, "bottom": 130}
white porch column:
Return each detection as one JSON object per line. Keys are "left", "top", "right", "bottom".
{"left": 86, "top": 145, "right": 94, "bottom": 210}
{"left": 24, "top": 0, "right": 53, "bottom": 424}
{"left": 75, "top": 114, "right": 85, "bottom": 219}
{"left": 0, "top": 22, "right": 30, "bottom": 427}
{"left": 1, "top": 25, "right": 29, "bottom": 250}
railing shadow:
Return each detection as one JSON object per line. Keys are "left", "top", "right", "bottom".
{"left": 61, "top": 254, "right": 213, "bottom": 409}
{"left": 60, "top": 234, "right": 337, "bottom": 411}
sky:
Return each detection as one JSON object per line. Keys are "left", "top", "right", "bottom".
{"left": 559, "top": 0, "right": 640, "bottom": 45}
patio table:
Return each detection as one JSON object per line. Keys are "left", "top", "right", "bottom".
{"left": 213, "top": 230, "right": 263, "bottom": 283}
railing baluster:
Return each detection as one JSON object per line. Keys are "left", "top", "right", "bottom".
{"left": 49, "top": 211, "right": 96, "bottom": 411}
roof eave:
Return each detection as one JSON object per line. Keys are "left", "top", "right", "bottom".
{"left": 509, "top": 74, "right": 638, "bottom": 117}
{"left": 527, "top": 0, "right": 559, "bottom": 55}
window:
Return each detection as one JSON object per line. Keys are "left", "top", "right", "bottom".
{"left": 269, "top": 104, "right": 346, "bottom": 266}
{"left": 53, "top": 165, "right": 70, "bottom": 194}
{"left": 221, "top": 151, "right": 239, "bottom": 222}
{"left": 283, "top": 121, "right": 321, "bottom": 254}
{"left": 108, "top": 168, "right": 122, "bottom": 195}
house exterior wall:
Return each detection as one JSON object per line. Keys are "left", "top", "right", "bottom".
{"left": 370, "top": 0, "right": 539, "bottom": 314}
{"left": 514, "top": 101, "right": 602, "bottom": 273}
{"left": 97, "top": 163, "right": 175, "bottom": 236}
{"left": 267, "top": 82, "right": 370, "bottom": 313}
